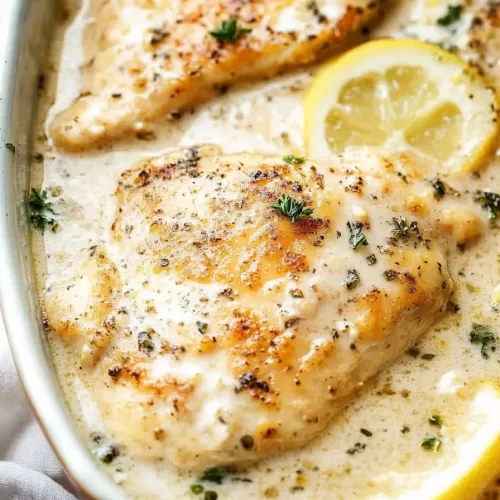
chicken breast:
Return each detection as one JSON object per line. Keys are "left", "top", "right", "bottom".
{"left": 406, "top": 0, "right": 500, "bottom": 84}
{"left": 44, "top": 147, "right": 455, "bottom": 471}
{"left": 50, "top": 0, "right": 383, "bottom": 151}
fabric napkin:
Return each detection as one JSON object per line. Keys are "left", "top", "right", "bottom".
{"left": 0, "top": 311, "right": 76, "bottom": 500}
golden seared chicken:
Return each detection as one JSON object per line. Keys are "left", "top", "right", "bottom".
{"left": 407, "top": 0, "right": 500, "bottom": 83}
{"left": 42, "top": 147, "right": 480, "bottom": 471}
{"left": 50, "top": 0, "right": 383, "bottom": 151}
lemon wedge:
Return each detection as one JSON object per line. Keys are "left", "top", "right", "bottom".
{"left": 403, "top": 385, "right": 500, "bottom": 500}
{"left": 304, "top": 39, "right": 499, "bottom": 172}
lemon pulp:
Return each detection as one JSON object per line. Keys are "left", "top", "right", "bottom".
{"left": 305, "top": 39, "right": 499, "bottom": 172}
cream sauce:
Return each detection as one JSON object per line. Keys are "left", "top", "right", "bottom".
{"left": 33, "top": 0, "right": 500, "bottom": 498}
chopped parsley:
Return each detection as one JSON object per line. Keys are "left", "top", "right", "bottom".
{"left": 200, "top": 467, "right": 225, "bottom": 485}
{"left": 391, "top": 216, "right": 410, "bottom": 238}
{"left": 474, "top": 190, "right": 500, "bottom": 221}
{"left": 360, "top": 428, "right": 373, "bottom": 437}
{"left": 347, "top": 221, "right": 368, "bottom": 250}
{"left": 421, "top": 437, "right": 442, "bottom": 452}
{"left": 344, "top": 269, "right": 360, "bottom": 290}
{"left": 429, "top": 415, "right": 443, "bottom": 427}
{"left": 190, "top": 484, "right": 204, "bottom": 495}
{"left": 469, "top": 323, "right": 496, "bottom": 359}
{"left": 283, "top": 155, "right": 305, "bottom": 165}
{"left": 437, "top": 5, "right": 462, "bottom": 27}
{"left": 204, "top": 492, "right": 218, "bottom": 500}
{"left": 196, "top": 321, "right": 208, "bottom": 334}
{"left": 271, "top": 194, "right": 314, "bottom": 223}
{"left": 137, "top": 330, "right": 155, "bottom": 354}
{"left": 209, "top": 19, "right": 251, "bottom": 43}
{"left": 383, "top": 269, "right": 399, "bottom": 282}
{"left": 346, "top": 442, "right": 366, "bottom": 455}
{"left": 430, "top": 178, "right": 446, "bottom": 200}
{"left": 421, "top": 353, "right": 436, "bottom": 361}
{"left": 5, "top": 142, "right": 15, "bottom": 152}
{"left": 90, "top": 434, "right": 120, "bottom": 464}
{"left": 28, "top": 188, "right": 58, "bottom": 232}
{"left": 366, "top": 253, "right": 377, "bottom": 266}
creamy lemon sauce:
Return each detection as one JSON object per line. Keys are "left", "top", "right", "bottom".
{"left": 32, "top": 0, "right": 500, "bottom": 498}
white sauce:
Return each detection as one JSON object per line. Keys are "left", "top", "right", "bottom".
{"left": 32, "top": 0, "right": 500, "bottom": 498}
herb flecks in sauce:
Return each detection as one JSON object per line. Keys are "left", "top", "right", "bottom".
{"left": 29, "top": 188, "right": 58, "bottom": 232}
{"left": 271, "top": 194, "right": 314, "bottom": 223}
{"left": 90, "top": 432, "right": 120, "bottom": 464}
{"left": 437, "top": 5, "right": 462, "bottom": 26}
{"left": 469, "top": 323, "right": 497, "bottom": 359}
{"left": 391, "top": 216, "right": 411, "bottom": 239}
{"left": 474, "top": 191, "right": 500, "bottom": 221}
{"left": 5, "top": 142, "right": 15, "bottom": 152}
{"left": 209, "top": 19, "right": 252, "bottom": 43}
{"left": 190, "top": 484, "right": 204, "bottom": 494}
{"left": 347, "top": 222, "right": 368, "bottom": 250}
{"left": 199, "top": 467, "right": 225, "bottom": 484}
{"left": 428, "top": 415, "right": 443, "bottom": 427}
{"left": 421, "top": 437, "right": 442, "bottom": 452}
{"left": 344, "top": 269, "right": 360, "bottom": 290}
{"left": 430, "top": 178, "right": 446, "bottom": 199}
{"left": 283, "top": 155, "right": 305, "bottom": 165}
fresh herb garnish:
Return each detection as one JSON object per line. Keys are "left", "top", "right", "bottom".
{"left": 469, "top": 323, "right": 496, "bottom": 359}
{"left": 437, "top": 5, "right": 462, "bottom": 27}
{"left": 346, "top": 442, "right": 366, "bottom": 455}
{"left": 28, "top": 188, "right": 58, "bottom": 232}
{"left": 429, "top": 415, "right": 443, "bottom": 427}
{"left": 391, "top": 216, "right": 410, "bottom": 238}
{"left": 90, "top": 434, "right": 120, "bottom": 464}
{"left": 366, "top": 253, "right": 377, "bottom": 266}
{"left": 200, "top": 467, "right": 225, "bottom": 485}
{"left": 5, "top": 142, "right": 15, "bottom": 152}
{"left": 209, "top": 19, "right": 251, "bottom": 43}
{"left": 347, "top": 221, "right": 368, "bottom": 250}
{"left": 204, "top": 492, "right": 218, "bottom": 500}
{"left": 474, "top": 190, "right": 500, "bottom": 221}
{"left": 383, "top": 269, "right": 399, "bottom": 282}
{"left": 421, "top": 353, "right": 436, "bottom": 360}
{"left": 138, "top": 330, "right": 155, "bottom": 354}
{"left": 271, "top": 194, "right": 314, "bottom": 223}
{"left": 360, "top": 428, "right": 373, "bottom": 437}
{"left": 421, "top": 437, "right": 442, "bottom": 452}
{"left": 196, "top": 321, "right": 208, "bottom": 334}
{"left": 344, "top": 269, "right": 360, "bottom": 290}
{"left": 190, "top": 484, "right": 204, "bottom": 495}
{"left": 283, "top": 155, "right": 305, "bottom": 165}
{"left": 430, "top": 178, "right": 446, "bottom": 200}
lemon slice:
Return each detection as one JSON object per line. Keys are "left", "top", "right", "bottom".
{"left": 405, "top": 385, "right": 500, "bottom": 500}
{"left": 304, "top": 39, "right": 499, "bottom": 172}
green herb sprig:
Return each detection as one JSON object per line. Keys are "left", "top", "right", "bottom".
{"left": 347, "top": 221, "right": 368, "bottom": 250}
{"left": 474, "top": 190, "right": 500, "bottom": 221}
{"left": 344, "top": 269, "right": 360, "bottom": 290}
{"left": 391, "top": 216, "right": 410, "bottom": 238}
{"left": 429, "top": 415, "right": 443, "bottom": 427}
{"left": 421, "top": 437, "right": 442, "bottom": 452}
{"left": 199, "top": 467, "right": 225, "bottom": 485}
{"left": 469, "top": 323, "right": 496, "bottom": 359}
{"left": 437, "top": 5, "right": 462, "bottom": 27}
{"left": 283, "top": 155, "right": 305, "bottom": 165}
{"left": 209, "top": 19, "right": 252, "bottom": 43}
{"left": 271, "top": 194, "right": 313, "bottom": 223}
{"left": 29, "top": 188, "right": 58, "bottom": 232}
